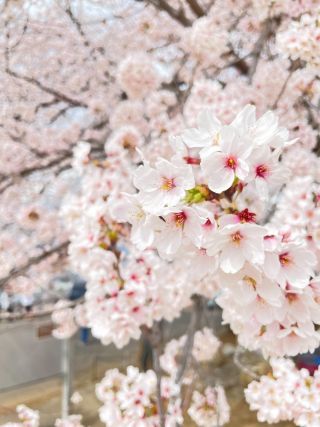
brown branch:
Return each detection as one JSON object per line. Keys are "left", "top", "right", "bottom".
{"left": 35, "top": 98, "right": 62, "bottom": 113}
{"left": 0, "top": 241, "right": 69, "bottom": 289}
{"left": 65, "top": 6, "right": 87, "bottom": 40}
{"left": 248, "top": 17, "right": 280, "bottom": 82}
{"left": 262, "top": 184, "right": 285, "bottom": 224}
{"left": 185, "top": 0, "right": 205, "bottom": 17}
{"left": 146, "top": 0, "right": 192, "bottom": 26}
{"left": 0, "top": 117, "right": 108, "bottom": 193}
{"left": 272, "top": 71, "right": 293, "bottom": 109}
{"left": 0, "top": 151, "right": 71, "bottom": 184}
{"left": 302, "top": 97, "right": 320, "bottom": 130}
{"left": 64, "top": 2, "right": 90, "bottom": 47}
{"left": 233, "top": 346, "right": 260, "bottom": 380}
{"left": 0, "top": 297, "right": 84, "bottom": 321}
{"left": 146, "top": 322, "right": 166, "bottom": 427}
{"left": 5, "top": 126, "right": 49, "bottom": 159}
{"left": 0, "top": 0, "right": 9, "bottom": 14}
{"left": 175, "top": 294, "right": 202, "bottom": 384}
{"left": 6, "top": 68, "right": 87, "bottom": 108}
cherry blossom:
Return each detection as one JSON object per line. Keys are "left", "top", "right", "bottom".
{"left": 188, "top": 386, "right": 230, "bottom": 427}
{"left": 1, "top": 2, "right": 320, "bottom": 426}
{"left": 117, "top": 54, "right": 163, "bottom": 99}
{"left": 96, "top": 366, "right": 182, "bottom": 427}
{"left": 133, "top": 159, "right": 195, "bottom": 215}
{"left": 246, "top": 357, "right": 320, "bottom": 426}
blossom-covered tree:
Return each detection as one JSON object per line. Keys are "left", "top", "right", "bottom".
{"left": 1, "top": 0, "right": 320, "bottom": 426}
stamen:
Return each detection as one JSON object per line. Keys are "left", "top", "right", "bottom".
{"left": 225, "top": 156, "right": 237, "bottom": 170}
{"left": 161, "top": 177, "right": 175, "bottom": 191}
{"left": 243, "top": 275, "right": 257, "bottom": 289}
{"left": 286, "top": 293, "right": 298, "bottom": 302}
{"left": 279, "top": 252, "right": 292, "bottom": 266}
{"left": 255, "top": 164, "right": 269, "bottom": 178}
{"left": 174, "top": 211, "right": 187, "bottom": 227}
{"left": 237, "top": 208, "right": 256, "bottom": 223}
{"left": 230, "top": 230, "right": 243, "bottom": 244}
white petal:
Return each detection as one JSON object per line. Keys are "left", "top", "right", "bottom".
{"left": 220, "top": 244, "right": 245, "bottom": 273}
{"left": 197, "top": 109, "right": 221, "bottom": 133}
{"left": 208, "top": 167, "right": 235, "bottom": 193}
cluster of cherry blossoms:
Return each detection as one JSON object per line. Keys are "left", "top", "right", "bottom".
{"left": 52, "top": 98, "right": 319, "bottom": 426}
{"left": 188, "top": 386, "right": 230, "bottom": 427}
{"left": 118, "top": 104, "right": 319, "bottom": 357}
{"left": 59, "top": 136, "right": 216, "bottom": 347}
{"left": 117, "top": 54, "right": 164, "bottom": 100}
{"left": 96, "top": 326, "right": 228, "bottom": 427}
{"left": 0, "top": 405, "right": 40, "bottom": 427}
{"left": 277, "top": 10, "right": 320, "bottom": 72}
{"left": 51, "top": 299, "right": 79, "bottom": 340}
{"left": 0, "top": 405, "right": 83, "bottom": 427}
{"left": 96, "top": 366, "right": 182, "bottom": 427}
{"left": 271, "top": 175, "right": 320, "bottom": 258}
{"left": 2, "top": 0, "right": 319, "bottom": 317}
{"left": 2, "top": 1, "right": 320, "bottom": 426}
{"left": 160, "top": 327, "right": 221, "bottom": 380}
{"left": 245, "top": 357, "right": 320, "bottom": 426}
{"left": 186, "top": 15, "right": 229, "bottom": 66}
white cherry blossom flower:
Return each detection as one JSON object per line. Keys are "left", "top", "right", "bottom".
{"left": 206, "top": 223, "right": 266, "bottom": 273}
{"left": 200, "top": 126, "right": 251, "bottom": 193}
{"left": 134, "top": 158, "right": 195, "bottom": 214}
{"left": 264, "top": 243, "right": 316, "bottom": 289}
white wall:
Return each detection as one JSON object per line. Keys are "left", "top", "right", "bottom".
{"left": 0, "top": 318, "right": 62, "bottom": 390}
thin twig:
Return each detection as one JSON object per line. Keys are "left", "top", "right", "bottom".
{"left": 0, "top": 297, "right": 84, "bottom": 321}
{"left": 248, "top": 17, "right": 279, "bottom": 82}
{"left": 262, "top": 184, "right": 284, "bottom": 224}
{"left": 233, "top": 346, "right": 260, "bottom": 380}
{"left": 148, "top": 322, "right": 166, "bottom": 427}
{"left": 0, "top": 241, "right": 69, "bottom": 288}
{"left": 272, "top": 71, "right": 293, "bottom": 109}
{"left": 146, "top": 0, "right": 192, "bottom": 26}
{"left": 175, "top": 295, "right": 202, "bottom": 384}
{"left": 185, "top": 0, "right": 205, "bottom": 17}
{"left": 6, "top": 68, "right": 87, "bottom": 108}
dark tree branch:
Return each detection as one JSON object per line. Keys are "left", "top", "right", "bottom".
{"left": 175, "top": 294, "right": 203, "bottom": 384}
{"left": 185, "top": 0, "right": 205, "bottom": 17}
{"left": 35, "top": 98, "right": 61, "bottom": 113}
{"left": 0, "top": 241, "right": 69, "bottom": 288}
{"left": 64, "top": 1, "right": 91, "bottom": 49}
{"left": 5, "top": 152, "right": 71, "bottom": 179}
{"left": 0, "top": 297, "right": 84, "bottom": 321}
{"left": 272, "top": 71, "right": 293, "bottom": 109}
{"left": 248, "top": 17, "right": 280, "bottom": 82}
{"left": 6, "top": 130, "right": 48, "bottom": 159}
{"left": 233, "top": 346, "right": 260, "bottom": 380}
{"left": 6, "top": 68, "right": 87, "bottom": 108}
{"left": 145, "top": 322, "right": 166, "bottom": 427}
{"left": 0, "top": 116, "right": 108, "bottom": 194}
{"left": 146, "top": 0, "right": 192, "bottom": 26}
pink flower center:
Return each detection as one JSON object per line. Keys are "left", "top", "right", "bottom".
{"left": 161, "top": 177, "right": 175, "bottom": 191}
{"left": 255, "top": 164, "right": 269, "bottom": 178}
{"left": 230, "top": 230, "right": 243, "bottom": 244}
{"left": 203, "top": 218, "right": 215, "bottom": 230}
{"left": 279, "top": 252, "right": 292, "bottom": 267}
{"left": 225, "top": 156, "right": 237, "bottom": 170}
{"left": 174, "top": 211, "right": 187, "bottom": 227}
